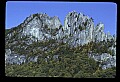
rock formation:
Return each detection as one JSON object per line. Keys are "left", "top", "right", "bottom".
{"left": 5, "top": 11, "right": 116, "bottom": 70}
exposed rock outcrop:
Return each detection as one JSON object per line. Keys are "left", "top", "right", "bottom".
{"left": 5, "top": 11, "right": 116, "bottom": 70}
{"left": 5, "top": 49, "right": 39, "bottom": 65}
{"left": 6, "top": 11, "right": 115, "bottom": 46}
{"left": 88, "top": 52, "right": 116, "bottom": 69}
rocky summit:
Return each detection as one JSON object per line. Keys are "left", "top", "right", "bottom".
{"left": 5, "top": 11, "right": 116, "bottom": 77}
{"left": 5, "top": 11, "right": 116, "bottom": 45}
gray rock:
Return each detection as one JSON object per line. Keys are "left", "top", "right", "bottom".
{"left": 47, "top": 55, "right": 50, "bottom": 59}
{"left": 22, "top": 13, "right": 62, "bottom": 41}
{"left": 53, "top": 55, "right": 59, "bottom": 60}
{"left": 6, "top": 11, "right": 116, "bottom": 47}
{"left": 88, "top": 53, "right": 116, "bottom": 69}
{"left": 108, "top": 46, "right": 116, "bottom": 56}
{"left": 5, "top": 53, "right": 27, "bottom": 65}
{"left": 64, "top": 11, "right": 95, "bottom": 46}
{"left": 28, "top": 56, "right": 39, "bottom": 63}
{"left": 19, "top": 55, "right": 26, "bottom": 64}
{"left": 5, "top": 49, "right": 12, "bottom": 65}
{"left": 63, "top": 11, "right": 115, "bottom": 46}
{"left": 5, "top": 49, "right": 11, "bottom": 56}
{"left": 5, "top": 11, "right": 116, "bottom": 69}
{"left": 107, "top": 31, "right": 113, "bottom": 41}
{"left": 45, "top": 58, "right": 48, "bottom": 62}
{"left": 101, "top": 53, "right": 111, "bottom": 61}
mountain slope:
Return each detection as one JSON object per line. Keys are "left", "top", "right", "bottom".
{"left": 5, "top": 11, "right": 116, "bottom": 77}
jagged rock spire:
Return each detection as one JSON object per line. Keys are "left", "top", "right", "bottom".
{"left": 6, "top": 11, "right": 116, "bottom": 46}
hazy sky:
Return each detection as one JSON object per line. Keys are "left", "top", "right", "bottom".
{"left": 6, "top": 1, "right": 117, "bottom": 35}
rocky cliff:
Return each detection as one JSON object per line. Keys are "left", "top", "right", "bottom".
{"left": 5, "top": 11, "right": 116, "bottom": 70}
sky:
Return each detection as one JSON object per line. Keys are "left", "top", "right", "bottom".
{"left": 6, "top": 1, "right": 117, "bottom": 35}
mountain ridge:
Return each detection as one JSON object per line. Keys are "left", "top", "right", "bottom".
{"left": 5, "top": 11, "right": 116, "bottom": 77}
{"left": 6, "top": 11, "right": 116, "bottom": 45}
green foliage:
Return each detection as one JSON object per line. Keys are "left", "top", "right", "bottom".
{"left": 5, "top": 29, "right": 11, "bottom": 36}
{"left": 93, "top": 67, "right": 116, "bottom": 78}
{"left": 33, "top": 13, "right": 39, "bottom": 17}
{"left": 84, "top": 20, "right": 88, "bottom": 27}
{"left": 59, "top": 25, "right": 62, "bottom": 29}
{"left": 74, "top": 71, "right": 93, "bottom": 78}
{"left": 78, "top": 25, "right": 85, "bottom": 31}
{"left": 5, "top": 34, "right": 116, "bottom": 77}
{"left": 44, "top": 24, "right": 48, "bottom": 29}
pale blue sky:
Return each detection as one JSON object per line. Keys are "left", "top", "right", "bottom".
{"left": 6, "top": 1, "right": 117, "bottom": 35}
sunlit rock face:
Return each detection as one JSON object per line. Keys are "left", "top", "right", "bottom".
{"left": 94, "top": 23, "right": 104, "bottom": 42}
{"left": 6, "top": 11, "right": 115, "bottom": 46}
{"left": 64, "top": 11, "right": 94, "bottom": 46}
{"left": 5, "top": 11, "right": 116, "bottom": 69}
{"left": 88, "top": 53, "right": 116, "bottom": 69}
{"left": 64, "top": 11, "right": 115, "bottom": 46}
{"left": 22, "top": 13, "right": 62, "bottom": 41}
{"left": 5, "top": 49, "right": 26, "bottom": 65}
{"left": 5, "top": 49, "right": 39, "bottom": 65}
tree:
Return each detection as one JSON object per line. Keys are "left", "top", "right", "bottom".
{"left": 93, "top": 68, "right": 116, "bottom": 78}
{"left": 78, "top": 25, "right": 85, "bottom": 31}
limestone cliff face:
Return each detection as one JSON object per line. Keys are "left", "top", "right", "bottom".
{"left": 5, "top": 11, "right": 116, "bottom": 69}
{"left": 63, "top": 11, "right": 94, "bottom": 46}
{"left": 6, "top": 11, "right": 115, "bottom": 46}
{"left": 63, "top": 11, "right": 115, "bottom": 46}
{"left": 22, "top": 13, "right": 62, "bottom": 41}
